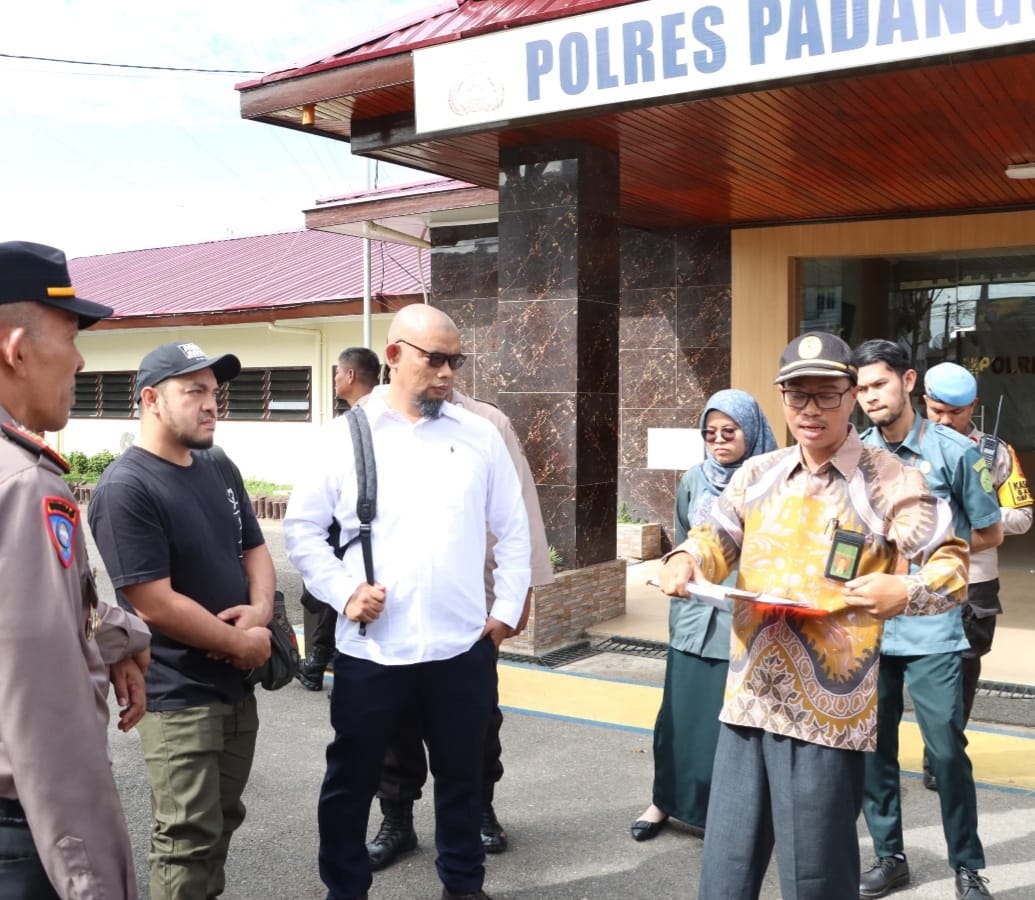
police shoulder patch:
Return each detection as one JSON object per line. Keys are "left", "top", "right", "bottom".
{"left": 43, "top": 496, "right": 78, "bottom": 568}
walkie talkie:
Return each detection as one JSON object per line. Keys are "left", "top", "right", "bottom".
{"left": 978, "top": 395, "right": 1003, "bottom": 468}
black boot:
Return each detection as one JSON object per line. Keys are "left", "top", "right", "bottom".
{"left": 480, "top": 803, "right": 508, "bottom": 854}
{"left": 295, "top": 645, "right": 333, "bottom": 691}
{"left": 367, "top": 798, "right": 418, "bottom": 871}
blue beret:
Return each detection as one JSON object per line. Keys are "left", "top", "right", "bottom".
{"left": 924, "top": 362, "right": 976, "bottom": 406}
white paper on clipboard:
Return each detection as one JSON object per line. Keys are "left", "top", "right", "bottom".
{"left": 648, "top": 579, "right": 812, "bottom": 612}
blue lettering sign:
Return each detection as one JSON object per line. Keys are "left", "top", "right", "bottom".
{"left": 831, "top": 0, "right": 869, "bottom": 51}
{"left": 526, "top": 40, "right": 553, "bottom": 101}
{"left": 661, "top": 13, "right": 689, "bottom": 78}
{"left": 595, "top": 27, "right": 620, "bottom": 89}
{"left": 559, "top": 32, "right": 590, "bottom": 95}
{"left": 787, "top": 0, "right": 826, "bottom": 58}
{"left": 978, "top": 0, "right": 1020, "bottom": 27}
{"left": 877, "top": 0, "right": 920, "bottom": 45}
{"left": 623, "top": 20, "right": 656, "bottom": 84}
{"left": 693, "top": 7, "right": 726, "bottom": 73}
{"left": 749, "top": 0, "right": 782, "bottom": 65}
{"left": 926, "top": 0, "right": 965, "bottom": 35}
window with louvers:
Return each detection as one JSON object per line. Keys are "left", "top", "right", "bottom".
{"left": 71, "top": 372, "right": 136, "bottom": 418}
{"left": 224, "top": 367, "right": 311, "bottom": 421}
{"left": 71, "top": 366, "right": 311, "bottom": 421}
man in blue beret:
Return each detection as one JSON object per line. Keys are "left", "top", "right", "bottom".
{"left": 923, "top": 362, "right": 1032, "bottom": 751}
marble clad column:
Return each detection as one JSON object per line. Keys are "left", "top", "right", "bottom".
{"left": 497, "top": 142, "right": 620, "bottom": 571}
{"left": 428, "top": 223, "right": 499, "bottom": 402}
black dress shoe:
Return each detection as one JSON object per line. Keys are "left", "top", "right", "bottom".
{"left": 630, "top": 817, "right": 667, "bottom": 842}
{"left": 480, "top": 804, "right": 507, "bottom": 854}
{"left": 860, "top": 855, "right": 910, "bottom": 898}
{"left": 956, "top": 867, "right": 994, "bottom": 899}
{"left": 367, "top": 799, "right": 418, "bottom": 871}
{"left": 441, "top": 890, "right": 492, "bottom": 900}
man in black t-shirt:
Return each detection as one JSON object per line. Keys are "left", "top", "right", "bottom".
{"left": 89, "top": 341, "right": 275, "bottom": 900}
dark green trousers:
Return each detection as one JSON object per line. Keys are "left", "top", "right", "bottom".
{"left": 862, "top": 651, "right": 985, "bottom": 871}
{"left": 137, "top": 694, "right": 259, "bottom": 900}
{"left": 651, "top": 647, "right": 728, "bottom": 828}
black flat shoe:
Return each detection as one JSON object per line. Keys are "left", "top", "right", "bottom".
{"left": 630, "top": 817, "right": 667, "bottom": 841}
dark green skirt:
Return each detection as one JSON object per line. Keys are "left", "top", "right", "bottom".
{"left": 651, "top": 646, "right": 728, "bottom": 828}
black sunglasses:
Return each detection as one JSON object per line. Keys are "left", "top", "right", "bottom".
{"left": 395, "top": 339, "right": 467, "bottom": 371}
{"left": 702, "top": 426, "right": 739, "bottom": 443}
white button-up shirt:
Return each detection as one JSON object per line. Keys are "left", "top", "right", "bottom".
{"left": 284, "top": 386, "right": 531, "bottom": 665}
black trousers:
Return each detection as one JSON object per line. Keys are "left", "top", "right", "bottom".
{"left": 319, "top": 639, "right": 496, "bottom": 900}
{"left": 303, "top": 601, "right": 338, "bottom": 659}
{"left": 0, "top": 798, "right": 59, "bottom": 900}
{"left": 961, "top": 578, "right": 999, "bottom": 727}
{"left": 377, "top": 647, "right": 504, "bottom": 806}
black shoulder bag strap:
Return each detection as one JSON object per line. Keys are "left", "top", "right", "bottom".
{"left": 340, "top": 406, "right": 377, "bottom": 635}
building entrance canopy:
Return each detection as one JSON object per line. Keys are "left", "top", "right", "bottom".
{"left": 238, "top": 0, "right": 1035, "bottom": 230}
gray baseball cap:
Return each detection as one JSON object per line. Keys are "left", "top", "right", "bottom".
{"left": 135, "top": 341, "right": 241, "bottom": 401}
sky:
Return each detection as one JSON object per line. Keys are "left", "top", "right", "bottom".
{"left": 1, "top": 0, "right": 433, "bottom": 258}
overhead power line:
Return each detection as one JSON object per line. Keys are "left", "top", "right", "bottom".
{"left": 0, "top": 52, "right": 262, "bottom": 75}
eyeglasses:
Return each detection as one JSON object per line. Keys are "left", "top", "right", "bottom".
{"left": 395, "top": 339, "right": 467, "bottom": 371}
{"left": 781, "top": 387, "right": 853, "bottom": 410}
{"left": 702, "top": 426, "right": 739, "bottom": 443}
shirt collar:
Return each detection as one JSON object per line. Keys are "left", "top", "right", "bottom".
{"left": 869, "top": 408, "right": 923, "bottom": 454}
{"left": 364, "top": 384, "right": 463, "bottom": 427}
{"left": 786, "top": 425, "right": 863, "bottom": 479}
{"left": 897, "top": 409, "right": 926, "bottom": 454}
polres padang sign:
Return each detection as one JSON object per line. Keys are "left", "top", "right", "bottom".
{"left": 413, "top": 0, "right": 1035, "bottom": 135}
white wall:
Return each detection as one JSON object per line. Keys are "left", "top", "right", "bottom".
{"left": 57, "top": 314, "right": 395, "bottom": 484}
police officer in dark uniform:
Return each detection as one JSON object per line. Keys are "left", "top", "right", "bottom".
{"left": 0, "top": 240, "right": 151, "bottom": 899}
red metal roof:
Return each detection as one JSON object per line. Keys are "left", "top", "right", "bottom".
{"left": 314, "top": 175, "right": 473, "bottom": 207}
{"left": 69, "top": 230, "right": 428, "bottom": 319}
{"left": 239, "top": 0, "right": 646, "bottom": 87}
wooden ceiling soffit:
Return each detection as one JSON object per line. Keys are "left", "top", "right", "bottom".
{"left": 238, "top": 54, "right": 413, "bottom": 138}
{"left": 352, "top": 111, "right": 419, "bottom": 154}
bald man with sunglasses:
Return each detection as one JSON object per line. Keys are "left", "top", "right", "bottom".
{"left": 285, "top": 304, "right": 531, "bottom": 900}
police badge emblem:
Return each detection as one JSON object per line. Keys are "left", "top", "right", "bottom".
{"left": 43, "top": 495, "right": 78, "bottom": 568}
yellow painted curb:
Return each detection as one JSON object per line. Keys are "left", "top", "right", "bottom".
{"left": 499, "top": 663, "right": 1035, "bottom": 792}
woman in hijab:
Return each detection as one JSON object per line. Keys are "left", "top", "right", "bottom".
{"left": 631, "top": 389, "right": 777, "bottom": 842}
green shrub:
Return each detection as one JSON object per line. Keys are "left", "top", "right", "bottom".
{"left": 63, "top": 449, "right": 119, "bottom": 484}
{"left": 616, "top": 502, "right": 646, "bottom": 524}
{"left": 243, "top": 478, "right": 291, "bottom": 496}
{"left": 548, "top": 545, "right": 565, "bottom": 573}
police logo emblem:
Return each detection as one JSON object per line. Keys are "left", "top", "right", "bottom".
{"left": 43, "top": 496, "right": 78, "bottom": 568}
{"left": 798, "top": 335, "right": 823, "bottom": 359}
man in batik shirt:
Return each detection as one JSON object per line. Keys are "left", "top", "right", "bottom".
{"left": 659, "top": 331, "right": 968, "bottom": 900}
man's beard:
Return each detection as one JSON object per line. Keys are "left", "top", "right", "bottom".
{"left": 417, "top": 397, "right": 444, "bottom": 419}
{"left": 172, "top": 422, "right": 215, "bottom": 450}
{"left": 870, "top": 402, "right": 904, "bottom": 429}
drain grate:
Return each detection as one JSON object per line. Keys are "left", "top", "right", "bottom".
{"left": 500, "top": 641, "right": 601, "bottom": 669}
{"left": 591, "top": 636, "right": 668, "bottom": 659}
{"left": 978, "top": 680, "right": 1035, "bottom": 700}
